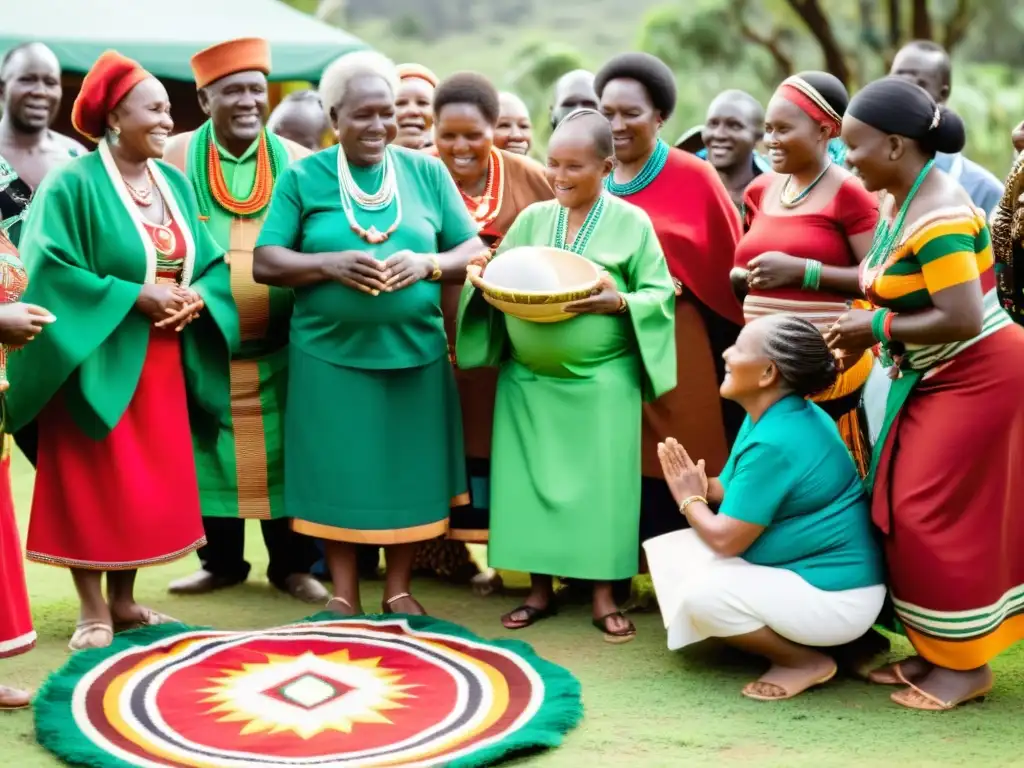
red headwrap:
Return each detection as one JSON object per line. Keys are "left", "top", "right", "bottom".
{"left": 778, "top": 76, "right": 842, "bottom": 138}
{"left": 71, "top": 50, "right": 152, "bottom": 143}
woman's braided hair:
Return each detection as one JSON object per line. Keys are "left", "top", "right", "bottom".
{"left": 760, "top": 315, "right": 839, "bottom": 397}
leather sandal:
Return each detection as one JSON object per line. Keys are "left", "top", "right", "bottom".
{"left": 325, "top": 596, "right": 358, "bottom": 615}
{"left": 501, "top": 604, "right": 557, "bottom": 630}
{"left": 891, "top": 681, "right": 992, "bottom": 711}
{"left": 742, "top": 663, "right": 838, "bottom": 701}
{"left": 69, "top": 620, "right": 113, "bottom": 652}
{"left": 383, "top": 592, "right": 425, "bottom": 615}
{"left": 592, "top": 611, "right": 636, "bottom": 644}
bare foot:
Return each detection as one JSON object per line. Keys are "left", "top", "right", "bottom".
{"left": 109, "top": 603, "right": 176, "bottom": 632}
{"left": 743, "top": 653, "right": 837, "bottom": 700}
{"left": 0, "top": 685, "right": 31, "bottom": 710}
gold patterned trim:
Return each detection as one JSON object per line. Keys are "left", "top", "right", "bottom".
{"left": 230, "top": 359, "right": 272, "bottom": 520}
{"left": 229, "top": 217, "right": 272, "bottom": 342}
{"left": 780, "top": 76, "right": 842, "bottom": 125}
{"left": 292, "top": 518, "right": 448, "bottom": 545}
{"left": 450, "top": 492, "right": 470, "bottom": 507}
{"left": 26, "top": 537, "right": 206, "bottom": 571}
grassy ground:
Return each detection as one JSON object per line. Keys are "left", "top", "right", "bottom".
{"left": 3, "top": 450, "right": 1024, "bottom": 767}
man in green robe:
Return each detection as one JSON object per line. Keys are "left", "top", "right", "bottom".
{"left": 163, "top": 37, "right": 324, "bottom": 602}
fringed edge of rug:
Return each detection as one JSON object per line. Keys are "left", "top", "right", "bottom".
{"left": 33, "top": 614, "right": 582, "bottom": 768}
{"left": 34, "top": 621, "right": 204, "bottom": 768}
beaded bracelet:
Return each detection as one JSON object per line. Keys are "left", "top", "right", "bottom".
{"left": 871, "top": 308, "right": 891, "bottom": 343}
{"left": 802, "top": 259, "right": 823, "bottom": 290}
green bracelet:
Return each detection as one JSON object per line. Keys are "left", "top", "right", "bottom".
{"left": 871, "top": 308, "right": 890, "bottom": 343}
{"left": 802, "top": 259, "right": 823, "bottom": 290}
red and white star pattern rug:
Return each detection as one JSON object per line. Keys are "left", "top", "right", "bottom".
{"left": 33, "top": 613, "right": 582, "bottom": 767}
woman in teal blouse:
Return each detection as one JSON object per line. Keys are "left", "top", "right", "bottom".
{"left": 253, "top": 51, "right": 486, "bottom": 616}
{"left": 645, "top": 315, "right": 885, "bottom": 701}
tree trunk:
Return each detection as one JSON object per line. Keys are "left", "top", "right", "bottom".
{"left": 911, "top": 0, "right": 932, "bottom": 39}
{"left": 786, "top": 0, "right": 851, "bottom": 86}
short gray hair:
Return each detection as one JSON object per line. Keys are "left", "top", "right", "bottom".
{"left": 318, "top": 50, "right": 399, "bottom": 119}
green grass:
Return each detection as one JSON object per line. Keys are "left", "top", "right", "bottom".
{"left": 3, "top": 449, "right": 1024, "bottom": 766}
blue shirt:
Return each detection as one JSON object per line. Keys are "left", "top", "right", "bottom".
{"left": 935, "top": 152, "right": 1002, "bottom": 216}
{"left": 718, "top": 395, "right": 884, "bottom": 592}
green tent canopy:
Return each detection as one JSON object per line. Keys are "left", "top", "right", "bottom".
{"left": 0, "top": 0, "right": 368, "bottom": 81}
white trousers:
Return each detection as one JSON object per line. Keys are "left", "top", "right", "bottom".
{"left": 644, "top": 530, "right": 886, "bottom": 651}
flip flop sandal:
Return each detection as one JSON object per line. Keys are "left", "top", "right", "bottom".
{"left": 113, "top": 609, "right": 178, "bottom": 634}
{"left": 890, "top": 681, "right": 992, "bottom": 711}
{"left": 592, "top": 611, "right": 636, "bottom": 644}
{"left": 742, "top": 663, "right": 838, "bottom": 701}
{"left": 0, "top": 686, "right": 32, "bottom": 710}
{"left": 501, "top": 604, "right": 557, "bottom": 630}
{"left": 867, "top": 661, "right": 914, "bottom": 686}
{"left": 69, "top": 620, "right": 114, "bottom": 652}
{"left": 383, "top": 592, "right": 426, "bottom": 615}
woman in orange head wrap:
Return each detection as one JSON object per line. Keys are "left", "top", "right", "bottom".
{"left": 5, "top": 51, "right": 238, "bottom": 651}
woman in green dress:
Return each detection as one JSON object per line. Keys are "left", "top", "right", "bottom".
{"left": 253, "top": 51, "right": 486, "bottom": 616}
{"left": 456, "top": 109, "right": 676, "bottom": 641}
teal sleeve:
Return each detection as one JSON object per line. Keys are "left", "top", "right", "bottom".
{"left": 718, "top": 441, "right": 793, "bottom": 527}
{"left": 431, "top": 157, "right": 481, "bottom": 251}
{"left": 255, "top": 167, "right": 302, "bottom": 249}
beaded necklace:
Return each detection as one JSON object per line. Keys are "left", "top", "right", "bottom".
{"left": 861, "top": 159, "right": 934, "bottom": 367}
{"left": 779, "top": 159, "right": 832, "bottom": 208}
{"left": 337, "top": 144, "right": 402, "bottom": 244}
{"left": 605, "top": 139, "right": 669, "bottom": 197}
{"left": 553, "top": 194, "right": 606, "bottom": 254}
{"left": 459, "top": 148, "right": 505, "bottom": 231}
{"left": 189, "top": 121, "right": 286, "bottom": 220}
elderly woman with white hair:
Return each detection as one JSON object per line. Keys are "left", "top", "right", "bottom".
{"left": 253, "top": 51, "right": 486, "bottom": 616}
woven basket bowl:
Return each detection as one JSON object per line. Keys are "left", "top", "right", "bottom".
{"left": 468, "top": 246, "right": 602, "bottom": 323}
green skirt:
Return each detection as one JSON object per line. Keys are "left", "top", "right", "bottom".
{"left": 285, "top": 348, "right": 467, "bottom": 544}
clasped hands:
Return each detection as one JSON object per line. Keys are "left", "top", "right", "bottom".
{"left": 137, "top": 284, "right": 204, "bottom": 331}
{"left": 325, "top": 250, "right": 434, "bottom": 295}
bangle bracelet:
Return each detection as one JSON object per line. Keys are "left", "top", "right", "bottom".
{"left": 801, "top": 259, "right": 823, "bottom": 290}
{"left": 678, "top": 495, "right": 708, "bottom": 513}
{"left": 870, "top": 308, "right": 890, "bottom": 343}
{"left": 427, "top": 256, "right": 442, "bottom": 282}
{"left": 616, "top": 294, "right": 628, "bottom": 314}
{"left": 882, "top": 310, "right": 895, "bottom": 341}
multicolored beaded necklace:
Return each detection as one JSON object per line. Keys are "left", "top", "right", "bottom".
{"left": 189, "top": 121, "right": 285, "bottom": 220}
{"left": 779, "top": 159, "right": 832, "bottom": 208}
{"left": 860, "top": 159, "right": 935, "bottom": 365}
{"left": 605, "top": 139, "right": 669, "bottom": 197}
{"left": 459, "top": 148, "right": 505, "bottom": 231}
{"left": 553, "top": 193, "right": 606, "bottom": 254}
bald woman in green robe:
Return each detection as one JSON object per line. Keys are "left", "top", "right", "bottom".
{"left": 456, "top": 109, "right": 676, "bottom": 642}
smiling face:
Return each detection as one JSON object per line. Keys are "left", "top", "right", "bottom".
{"left": 701, "top": 96, "right": 761, "bottom": 171}
{"left": 841, "top": 114, "right": 901, "bottom": 193}
{"left": 108, "top": 77, "right": 173, "bottom": 160}
{"left": 330, "top": 75, "right": 397, "bottom": 167}
{"left": 763, "top": 95, "right": 829, "bottom": 174}
{"left": 199, "top": 70, "right": 269, "bottom": 149}
{"left": 394, "top": 76, "right": 434, "bottom": 149}
{"left": 600, "top": 78, "right": 661, "bottom": 165}
{"left": 545, "top": 123, "right": 612, "bottom": 211}
{"left": 434, "top": 102, "right": 493, "bottom": 188}
{"left": 0, "top": 44, "right": 62, "bottom": 134}
{"left": 495, "top": 92, "right": 532, "bottom": 155}
{"left": 719, "top": 320, "right": 777, "bottom": 402}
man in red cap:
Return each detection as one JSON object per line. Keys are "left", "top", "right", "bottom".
{"left": 164, "top": 38, "right": 325, "bottom": 603}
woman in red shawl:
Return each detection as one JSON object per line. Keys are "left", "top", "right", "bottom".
{"left": 0, "top": 228, "right": 54, "bottom": 709}
{"left": 595, "top": 52, "right": 744, "bottom": 543}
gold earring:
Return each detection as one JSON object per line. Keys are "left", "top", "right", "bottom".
{"left": 113, "top": 126, "right": 121, "bottom": 137}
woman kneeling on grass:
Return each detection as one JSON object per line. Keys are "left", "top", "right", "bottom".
{"left": 646, "top": 315, "right": 885, "bottom": 700}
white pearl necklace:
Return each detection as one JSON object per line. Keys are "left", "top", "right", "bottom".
{"left": 337, "top": 144, "right": 402, "bottom": 244}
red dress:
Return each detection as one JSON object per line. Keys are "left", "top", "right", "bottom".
{"left": 735, "top": 174, "right": 878, "bottom": 474}
{"left": 26, "top": 218, "right": 206, "bottom": 569}
{"left": 0, "top": 444, "right": 34, "bottom": 658}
